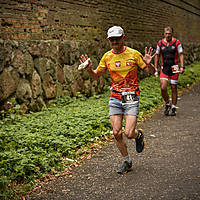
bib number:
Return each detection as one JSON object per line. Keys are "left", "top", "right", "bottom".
{"left": 122, "top": 91, "right": 138, "bottom": 105}
{"left": 171, "top": 65, "right": 180, "bottom": 73}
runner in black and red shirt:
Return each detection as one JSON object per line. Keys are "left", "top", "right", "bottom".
{"left": 154, "top": 26, "right": 184, "bottom": 116}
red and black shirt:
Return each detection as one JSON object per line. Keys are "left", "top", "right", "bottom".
{"left": 156, "top": 38, "right": 183, "bottom": 76}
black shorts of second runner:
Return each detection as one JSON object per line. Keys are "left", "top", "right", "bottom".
{"left": 109, "top": 97, "right": 139, "bottom": 116}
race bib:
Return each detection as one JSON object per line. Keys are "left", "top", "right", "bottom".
{"left": 171, "top": 65, "right": 180, "bottom": 73}
{"left": 122, "top": 91, "right": 138, "bottom": 104}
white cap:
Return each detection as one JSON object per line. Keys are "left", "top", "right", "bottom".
{"left": 107, "top": 26, "right": 124, "bottom": 38}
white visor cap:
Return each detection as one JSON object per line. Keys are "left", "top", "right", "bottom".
{"left": 107, "top": 26, "right": 124, "bottom": 38}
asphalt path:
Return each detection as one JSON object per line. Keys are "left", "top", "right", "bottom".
{"left": 28, "top": 83, "right": 200, "bottom": 200}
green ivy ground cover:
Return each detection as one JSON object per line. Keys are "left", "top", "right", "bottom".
{"left": 0, "top": 62, "right": 200, "bottom": 199}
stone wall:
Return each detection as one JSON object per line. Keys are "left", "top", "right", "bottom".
{"left": 0, "top": 39, "right": 111, "bottom": 112}
{"left": 0, "top": 0, "right": 200, "bottom": 112}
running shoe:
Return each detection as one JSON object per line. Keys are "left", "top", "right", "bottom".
{"left": 164, "top": 104, "right": 171, "bottom": 116}
{"left": 116, "top": 160, "right": 132, "bottom": 174}
{"left": 135, "top": 129, "right": 145, "bottom": 153}
{"left": 171, "top": 107, "right": 176, "bottom": 116}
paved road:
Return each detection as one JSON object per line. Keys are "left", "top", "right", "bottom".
{"left": 28, "top": 83, "right": 200, "bottom": 200}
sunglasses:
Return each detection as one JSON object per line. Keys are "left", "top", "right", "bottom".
{"left": 108, "top": 36, "right": 123, "bottom": 42}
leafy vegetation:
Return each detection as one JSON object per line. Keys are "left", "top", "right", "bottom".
{"left": 0, "top": 62, "right": 200, "bottom": 199}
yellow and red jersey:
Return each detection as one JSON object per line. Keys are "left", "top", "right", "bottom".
{"left": 97, "top": 46, "right": 146, "bottom": 99}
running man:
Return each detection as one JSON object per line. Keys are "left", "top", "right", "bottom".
{"left": 79, "top": 26, "right": 156, "bottom": 174}
{"left": 154, "top": 26, "right": 185, "bottom": 116}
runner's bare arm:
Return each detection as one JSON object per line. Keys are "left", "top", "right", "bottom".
{"left": 154, "top": 54, "right": 160, "bottom": 72}
{"left": 79, "top": 54, "right": 104, "bottom": 79}
{"left": 179, "top": 53, "right": 185, "bottom": 74}
{"left": 86, "top": 67, "right": 104, "bottom": 79}
{"left": 144, "top": 63, "right": 156, "bottom": 75}
{"left": 154, "top": 54, "right": 160, "bottom": 77}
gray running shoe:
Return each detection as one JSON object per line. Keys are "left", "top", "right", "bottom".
{"left": 116, "top": 161, "right": 132, "bottom": 174}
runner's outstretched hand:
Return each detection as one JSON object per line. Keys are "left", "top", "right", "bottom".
{"left": 79, "top": 54, "right": 92, "bottom": 70}
{"left": 140, "top": 47, "right": 156, "bottom": 65}
{"left": 179, "top": 67, "right": 185, "bottom": 74}
{"left": 154, "top": 71, "right": 159, "bottom": 77}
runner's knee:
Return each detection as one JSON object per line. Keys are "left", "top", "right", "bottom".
{"left": 171, "top": 84, "right": 177, "bottom": 90}
{"left": 124, "top": 129, "right": 136, "bottom": 139}
{"left": 113, "top": 129, "right": 123, "bottom": 141}
{"left": 161, "top": 85, "right": 167, "bottom": 91}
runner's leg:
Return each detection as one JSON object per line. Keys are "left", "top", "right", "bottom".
{"left": 160, "top": 78, "right": 169, "bottom": 103}
{"left": 170, "top": 74, "right": 179, "bottom": 106}
{"left": 110, "top": 114, "right": 128, "bottom": 157}
{"left": 171, "top": 83, "right": 177, "bottom": 106}
{"left": 124, "top": 115, "right": 138, "bottom": 139}
{"left": 124, "top": 115, "right": 145, "bottom": 153}
{"left": 170, "top": 76, "right": 178, "bottom": 116}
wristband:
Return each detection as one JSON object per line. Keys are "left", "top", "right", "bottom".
{"left": 180, "top": 66, "right": 185, "bottom": 69}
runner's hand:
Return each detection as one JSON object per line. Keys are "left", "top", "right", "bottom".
{"left": 179, "top": 67, "right": 184, "bottom": 74}
{"left": 79, "top": 54, "right": 92, "bottom": 70}
{"left": 140, "top": 47, "right": 156, "bottom": 65}
{"left": 154, "top": 71, "right": 159, "bottom": 77}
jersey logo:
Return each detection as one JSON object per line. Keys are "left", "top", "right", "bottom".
{"left": 161, "top": 46, "right": 165, "bottom": 50}
{"left": 126, "top": 62, "right": 132, "bottom": 66}
{"left": 171, "top": 46, "right": 175, "bottom": 49}
{"left": 115, "top": 61, "right": 121, "bottom": 67}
